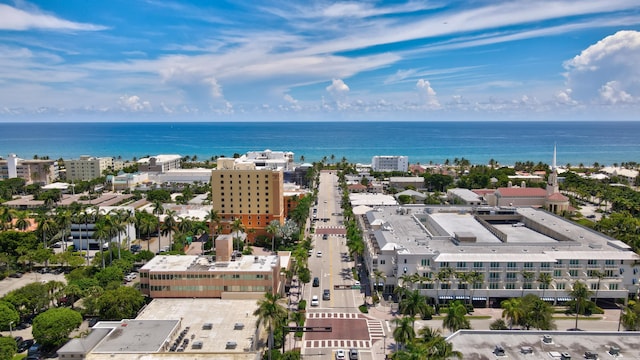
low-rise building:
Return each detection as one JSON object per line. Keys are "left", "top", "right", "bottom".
{"left": 359, "top": 204, "right": 640, "bottom": 306}
{"left": 137, "top": 154, "right": 182, "bottom": 173}
{"left": 139, "top": 237, "right": 289, "bottom": 299}
{"left": 0, "top": 154, "right": 59, "bottom": 184}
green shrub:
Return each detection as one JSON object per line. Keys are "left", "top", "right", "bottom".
{"left": 358, "top": 305, "right": 368, "bottom": 313}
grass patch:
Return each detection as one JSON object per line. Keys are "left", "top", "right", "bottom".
{"left": 552, "top": 316, "right": 602, "bottom": 320}
{"left": 431, "top": 315, "right": 491, "bottom": 320}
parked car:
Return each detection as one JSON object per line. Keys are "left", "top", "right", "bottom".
{"left": 312, "top": 277, "right": 319, "bottom": 287}
{"left": 130, "top": 244, "right": 142, "bottom": 252}
{"left": 349, "top": 348, "right": 359, "bottom": 359}
{"left": 336, "top": 349, "right": 346, "bottom": 360}
{"left": 17, "top": 339, "right": 34, "bottom": 353}
{"left": 322, "top": 289, "right": 331, "bottom": 300}
{"left": 8, "top": 272, "right": 23, "bottom": 278}
{"left": 311, "top": 295, "right": 319, "bottom": 307}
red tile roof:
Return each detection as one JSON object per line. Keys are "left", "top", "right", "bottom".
{"left": 496, "top": 187, "right": 547, "bottom": 197}
{"left": 547, "top": 192, "right": 569, "bottom": 201}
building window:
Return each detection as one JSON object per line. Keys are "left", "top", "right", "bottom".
{"left": 524, "top": 262, "right": 533, "bottom": 269}
{"left": 557, "top": 283, "right": 566, "bottom": 290}
{"left": 456, "top": 262, "right": 467, "bottom": 269}
{"left": 506, "top": 272, "right": 517, "bottom": 280}
{"left": 380, "top": 260, "right": 385, "bottom": 265}
{"left": 590, "top": 283, "right": 600, "bottom": 290}
{"left": 609, "top": 283, "right": 618, "bottom": 290}
{"left": 505, "top": 283, "right": 516, "bottom": 289}
{"left": 507, "top": 262, "right": 516, "bottom": 268}
{"left": 569, "top": 259, "right": 579, "bottom": 265}
{"left": 541, "top": 262, "right": 550, "bottom": 269}
{"left": 489, "top": 272, "right": 500, "bottom": 279}
{"left": 421, "top": 259, "right": 429, "bottom": 266}
{"left": 473, "top": 262, "right": 483, "bottom": 269}
{"left": 569, "top": 270, "right": 578, "bottom": 277}
{"left": 489, "top": 283, "right": 500, "bottom": 289}
{"left": 440, "top": 262, "right": 450, "bottom": 268}
{"left": 490, "top": 262, "right": 500, "bottom": 269}
{"left": 554, "top": 270, "right": 562, "bottom": 277}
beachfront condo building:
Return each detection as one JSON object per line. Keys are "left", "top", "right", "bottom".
{"left": 211, "top": 158, "right": 285, "bottom": 241}
{"left": 372, "top": 155, "right": 409, "bottom": 172}
{"left": 0, "top": 154, "right": 59, "bottom": 185}
{"left": 358, "top": 204, "right": 640, "bottom": 307}
{"left": 65, "top": 155, "right": 122, "bottom": 181}
{"left": 137, "top": 154, "right": 182, "bottom": 173}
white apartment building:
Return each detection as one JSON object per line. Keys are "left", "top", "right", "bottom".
{"left": 238, "top": 149, "right": 294, "bottom": 171}
{"left": 359, "top": 205, "right": 640, "bottom": 306}
{"left": 0, "top": 154, "right": 59, "bottom": 184}
{"left": 65, "top": 155, "right": 119, "bottom": 181}
{"left": 137, "top": 154, "right": 182, "bottom": 173}
{"left": 371, "top": 155, "right": 409, "bottom": 172}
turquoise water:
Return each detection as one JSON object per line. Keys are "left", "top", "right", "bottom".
{"left": 1, "top": 121, "right": 638, "bottom": 166}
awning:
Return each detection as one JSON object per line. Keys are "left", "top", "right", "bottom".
{"left": 556, "top": 297, "right": 572, "bottom": 302}
{"left": 541, "top": 297, "right": 555, "bottom": 302}
{"left": 472, "top": 297, "right": 487, "bottom": 301}
{"left": 455, "top": 296, "right": 469, "bottom": 300}
{"left": 439, "top": 295, "right": 454, "bottom": 300}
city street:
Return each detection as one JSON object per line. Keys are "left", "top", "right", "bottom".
{"left": 301, "top": 171, "right": 386, "bottom": 360}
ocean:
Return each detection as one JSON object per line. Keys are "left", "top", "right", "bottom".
{"left": 1, "top": 121, "right": 639, "bottom": 166}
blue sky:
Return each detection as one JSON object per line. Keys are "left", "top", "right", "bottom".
{"left": 1, "top": 0, "right": 639, "bottom": 121}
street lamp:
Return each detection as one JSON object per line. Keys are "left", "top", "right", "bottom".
{"left": 9, "top": 321, "right": 13, "bottom": 337}
{"left": 383, "top": 334, "right": 387, "bottom": 355}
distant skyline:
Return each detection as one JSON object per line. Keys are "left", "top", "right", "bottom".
{"left": 0, "top": 0, "right": 639, "bottom": 122}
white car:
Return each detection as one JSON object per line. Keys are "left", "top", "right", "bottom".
{"left": 317, "top": 251, "right": 323, "bottom": 257}
{"left": 335, "top": 349, "right": 346, "bottom": 360}
{"left": 354, "top": 280, "right": 360, "bottom": 286}
{"left": 311, "top": 295, "right": 319, "bottom": 307}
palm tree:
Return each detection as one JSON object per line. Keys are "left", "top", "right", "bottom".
{"left": 468, "top": 271, "right": 484, "bottom": 306}
{"left": 231, "top": 218, "right": 245, "bottom": 253}
{"left": 537, "top": 272, "right": 553, "bottom": 300}
{"left": 425, "top": 335, "right": 463, "bottom": 360}
{"left": 37, "top": 215, "right": 57, "bottom": 249}
{"left": 456, "top": 272, "right": 471, "bottom": 305}
{"left": 373, "top": 269, "right": 386, "bottom": 296}
{"left": 151, "top": 200, "right": 164, "bottom": 254}
{"left": 109, "top": 211, "right": 126, "bottom": 260}
{"left": 436, "top": 267, "right": 454, "bottom": 305}
{"left": 590, "top": 270, "right": 605, "bottom": 305}
{"left": 93, "top": 220, "right": 110, "bottom": 269}
{"left": 521, "top": 271, "right": 535, "bottom": 297}
{"left": 204, "top": 209, "right": 220, "bottom": 251}
{"left": 162, "top": 209, "right": 177, "bottom": 250}
{"left": 569, "top": 281, "right": 593, "bottom": 330}
{"left": 392, "top": 316, "right": 415, "bottom": 351}
{"left": 55, "top": 208, "right": 72, "bottom": 252}
{"left": 442, "top": 301, "right": 470, "bottom": 333}
{"left": 266, "top": 220, "right": 280, "bottom": 252}
{"left": 399, "top": 290, "right": 431, "bottom": 328}
{"left": 501, "top": 298, "right": 524, "bottom": 329}
{"left": 253, "top": 292, "right": 287, "bottom": 360}
{"left": 15, "top": 210, "right": 31, "bottom": 231}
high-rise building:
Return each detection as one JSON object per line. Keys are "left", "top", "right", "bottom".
{"left": 211, "top": 158, "right": 284, "bottom": 241}
{"left": 371, "top": 155, "right": 409, "bottom": 172}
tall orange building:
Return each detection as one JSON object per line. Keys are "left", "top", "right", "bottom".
{"left": 211, "top": 158, "right": 284, "bottom": 242}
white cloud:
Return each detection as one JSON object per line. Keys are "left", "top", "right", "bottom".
{"left": 118, "top": 95, "right": 152, "bottom": 112}
{"left": 416, "top": 79, "right": 440, "bottom": 108}
{"left": 0, "top": 4, "right": 106, "bottom": 31}
{"left": 563, "top": 30, "right": 640, "bottom": 104}
{"left": 326, "top": 79, "right": 350, "bottom": 98}
{"left": 599, "top": 81, "right": 634, "bottom": 104}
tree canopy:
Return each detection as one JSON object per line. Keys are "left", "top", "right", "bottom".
{"left": 32, "top": 307, "right": 83, "bottom": 347}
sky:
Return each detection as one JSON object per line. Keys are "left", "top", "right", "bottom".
{"left": 0, "top": 0, "right": 639, "bottom": 122}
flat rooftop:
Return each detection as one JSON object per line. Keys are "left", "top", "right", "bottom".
{"left": 365, "top": 205, "right": 639, "bottom": 262}
{"left": 92, "top": 320, "right": 179, "bottom": 353}
{"left": 448, "top": 330, "right": 640, "bottom": 360}
{"left": 141, "top": 254, "right": 280, "bottom": 272}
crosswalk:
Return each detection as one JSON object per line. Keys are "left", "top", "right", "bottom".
{"left": 303, "top": 312, "right": 385, "bottom": 350}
